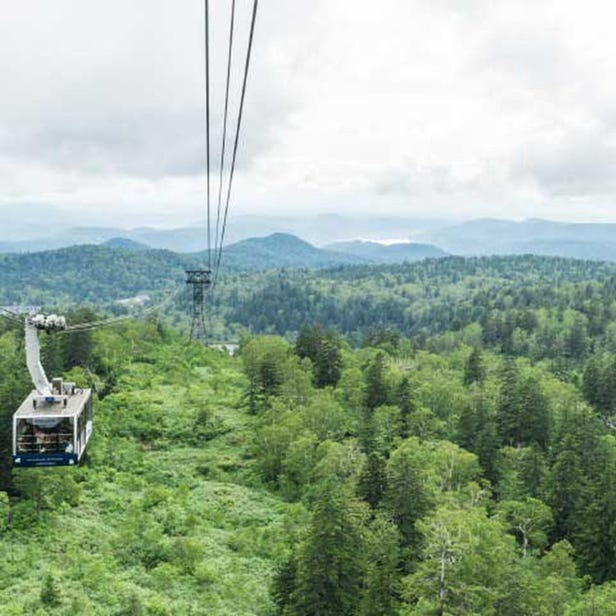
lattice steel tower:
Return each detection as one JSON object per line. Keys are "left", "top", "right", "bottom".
{"left": 186, "top": 270, "right": 211, "bottom": 343}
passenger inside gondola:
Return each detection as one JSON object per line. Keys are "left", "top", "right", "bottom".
{"left": 16, "top": 418, "right": 73, "bottom": 454}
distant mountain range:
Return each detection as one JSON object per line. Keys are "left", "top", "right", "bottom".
{"left": 426, "top": 218, "right": 616, "bottom": 261}
{"left": 0, "top": 225, "right": 208, "bottom": 254}
{"left": 0, "top": 233, "right": 448, "bottom": 304}
{"left": 0, "top": 208, "right": 448, "bottom": 250}
{"left": 3, "top": 213, "right": 616, "bottom": 263}
{"left": 326, "top": 240, "right": 447, "bottom": 263}
{"left": 221, "top": 234, "right": 446, "bottom": 269}
{"left": 102, "top": 237, "right": 151, "bottom": 251}
{"left": 4, "top": 229, "right": 616, "bottom": 311}
{"left": 221, "top": 233, "right": 363, "bottom": 269}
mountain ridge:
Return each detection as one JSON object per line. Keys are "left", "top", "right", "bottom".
{"left": 427, "top": 218, "right": 616, "bottom": 259}
{"left": 0, "top": 233, "right": 448, "bottom": 304}
{"left": 325, "top": 239, "right": 447, "bottom": 262}
{"left": 5, "top": 216, "right": 616, "bottom": 262}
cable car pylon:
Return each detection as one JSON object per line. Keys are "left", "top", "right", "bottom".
{"left": 186, "top": 269, "right": 211, "bottom": 344}
{"left": 185, "top": 0, "right": 258, "bottom": 341}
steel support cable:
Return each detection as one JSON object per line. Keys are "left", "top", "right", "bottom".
{"left": 0, "top": 307, "right": 23, "bottom": 317}
{"left": 205, "top": 0, "right": 212, "bottom": 270}
{"left": 214, "top": 0, "right": 237, "bottom": 262}
{"left": 0, "top": 308, "right": 28, "bottom": 323}
{"left": 58, "top": 287, "right": 184, "bottom": 334}
{"left": 0, "top": 309, "right": 25, "bottom": 325}
{"left": 61, "top": 303, "right": 177, "bottom": 333}
{"left": 61, "top": 314, "right": 141, "bottom": 332}
{"left": 0, "top": 307, "right": 18, "bottom": 317}
{"left": 62, "top": 314, "right": 159, "bottom": 334}
{"left": 212, "top": 0, "right": 259, "bottom": 288}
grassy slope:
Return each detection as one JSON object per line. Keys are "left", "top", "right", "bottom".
{"left": 0, "top": 339, "right": 295, "bottom": 615}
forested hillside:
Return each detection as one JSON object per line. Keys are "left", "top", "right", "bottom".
{"left": 0, "top": 234, "right": 436, "bottom": 307}
{"left": 0, "top": 245, "right": 189, "bottom": 305}
{"left": 3, "top": 297, "right": 616, "bottom": 612}
{"left": 325, "top": 239, "right": 447, "bottom": 262}
{"left": 4, "top": 252, "right": 616, "bottom": 613}
{"left": 218, "top": 255, "right": 616, "bottom": 355}
{"left": 0, "top": 234, "right": 361, "bottom": 306}
{"left": 5, "top": 247, "right": 616, "bottom": 358}
{"left": 0, "top": 321, "right": 294, "bottom": 614}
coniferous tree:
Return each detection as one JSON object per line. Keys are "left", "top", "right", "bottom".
{"left": 496, "top": 359, "right": 522, "bottom": 446}
{"left": 517, "top": 445, "right": 548, "bottom": 499}
{"left": 358, "top": 406, "right": 378, "bottom": 455}
{"left": 360, "top": 514, "right": 401, "bottom": 616}
{"left": 359, "top": 352, "right": 390, "bottom": 454}
{"left": 271, "top": 556, "right": 298, "bottom": 616}
{"left": 457, "top": 394, "right": 499, "bottom": 483}
{"left": 358, "top": 452, "right": 387, "bottom": 509}
{"left": 518, "top": 376, "right": 550, "bottom": 450}
{"left": 397, "top": 376, "right": 415, "bottom": 439}
{"left": 40, "top": 573, "right": 61, "bottom": 607}
{"left": 241, "top": 336, "right": 289, "bottom": 411}
{"left": 315, "top": 331, "right": 343, "bottom": 388}
{"left": 463, "top": 347, "right": 486, "bottom": 386}
{"left": 564, "top": 314, "right": 589, "bottom": 360}
{"left": 295, "top": 324, "right": 322, "bottom": 365}
{"left": 384, "top": 441, "right": 431, "bottom": 556}
{"left": 295, "top": 324, "right": 343, "bottom": 388}
{"left": 600, "top": 356, "right": 616, "bottom": 418}
{"left": 544, "top": 438, "right": 588, "bottom": 542}
{"left": 497, "top": 363, "right": 549, "bottom": 449}
{"left": 364, "top": 352, "right": 389, "bottom": 412}
{"left": 582, "top": 357, "right": 602, "bottom": 410}
{"left": 575, "top": 436, "right": 616, "bottom": 582}
{"left": 41, "top": 332, "right": 65, "bottom": 378}
{"left": 291, "top": 479, "right": 367, "bottom": 616}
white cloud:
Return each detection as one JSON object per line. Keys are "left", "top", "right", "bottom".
{"left": 0, "top": 0, "right": 616, "bottom": 225}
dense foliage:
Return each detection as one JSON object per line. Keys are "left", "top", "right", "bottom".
{"left": 242, "top": 331, "right": 616, "bottom": 615}
{"left": 0, "top": 321, "right": 297, "bottom": 614}
{"left": 3, "top": 253, "right": 616, "bottom": 613}
{"left": 222, "top": 256, "right": 616, "bottom": 353}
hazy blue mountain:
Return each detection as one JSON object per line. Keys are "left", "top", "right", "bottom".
{"left": 0, "top": 225, "right": 212, "bottom": 253}
{"left": 5, "top": 213, "right": 616, "bottom": 263}
{"left": 102, "top": 237, "right": 151, "bottom": 251}
{"left": 0, "top": 227, "right": 130, "bottom": 253}
{"left": 2, "top": 232, "right": 447, "bottom": 305}
{"left": 513, "top": 240, "right": 616, "bottom": 262}
{"left": 0, "top": 213, "right": 449, "bottom": 252}
{"left": 0, "top": 203, "right": 72, "bottom": 241}
{"left": 326, "top": 239, "right": 447, "bottom": 263}
{"left": 0, "top": 234, "right": 364, "bottom": 304}
{"left": 428, "top": 218, "right": 616, "bottom": 260}
{"left": 0, "top": 244, "right": 190, "bottom": 304}
{"left": 210, "top": 233, "right": 364, "bottom": 269}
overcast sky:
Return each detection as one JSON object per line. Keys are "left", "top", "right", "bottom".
{"left": 1, "top": 0, "right": 616, "bottom": 227}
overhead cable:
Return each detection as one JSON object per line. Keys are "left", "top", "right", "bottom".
{"left": 204, "top": 0, "right": 212, "bottom": 270}
{"left": 213, "top": 0, "right": 259, "bottom": 287}
{"left": 214, "top": 0, "right": 237, "bottom": 261}
{"left": 59, "top": 287, "right": 183, "bottom": 334}
{"left": 0, "top": 308, "right": 25, "bottom": 325}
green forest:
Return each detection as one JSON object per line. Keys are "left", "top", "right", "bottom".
{"left": 3, "top": 254, "right": 616, "bottom": 614}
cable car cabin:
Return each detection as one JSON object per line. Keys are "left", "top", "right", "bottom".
{"left": 12, "top": 380, "right": 92, "bottom": 468}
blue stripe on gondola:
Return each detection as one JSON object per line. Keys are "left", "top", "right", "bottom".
{"left": 12, "top": 453, "right": 78, "bottom": 467}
